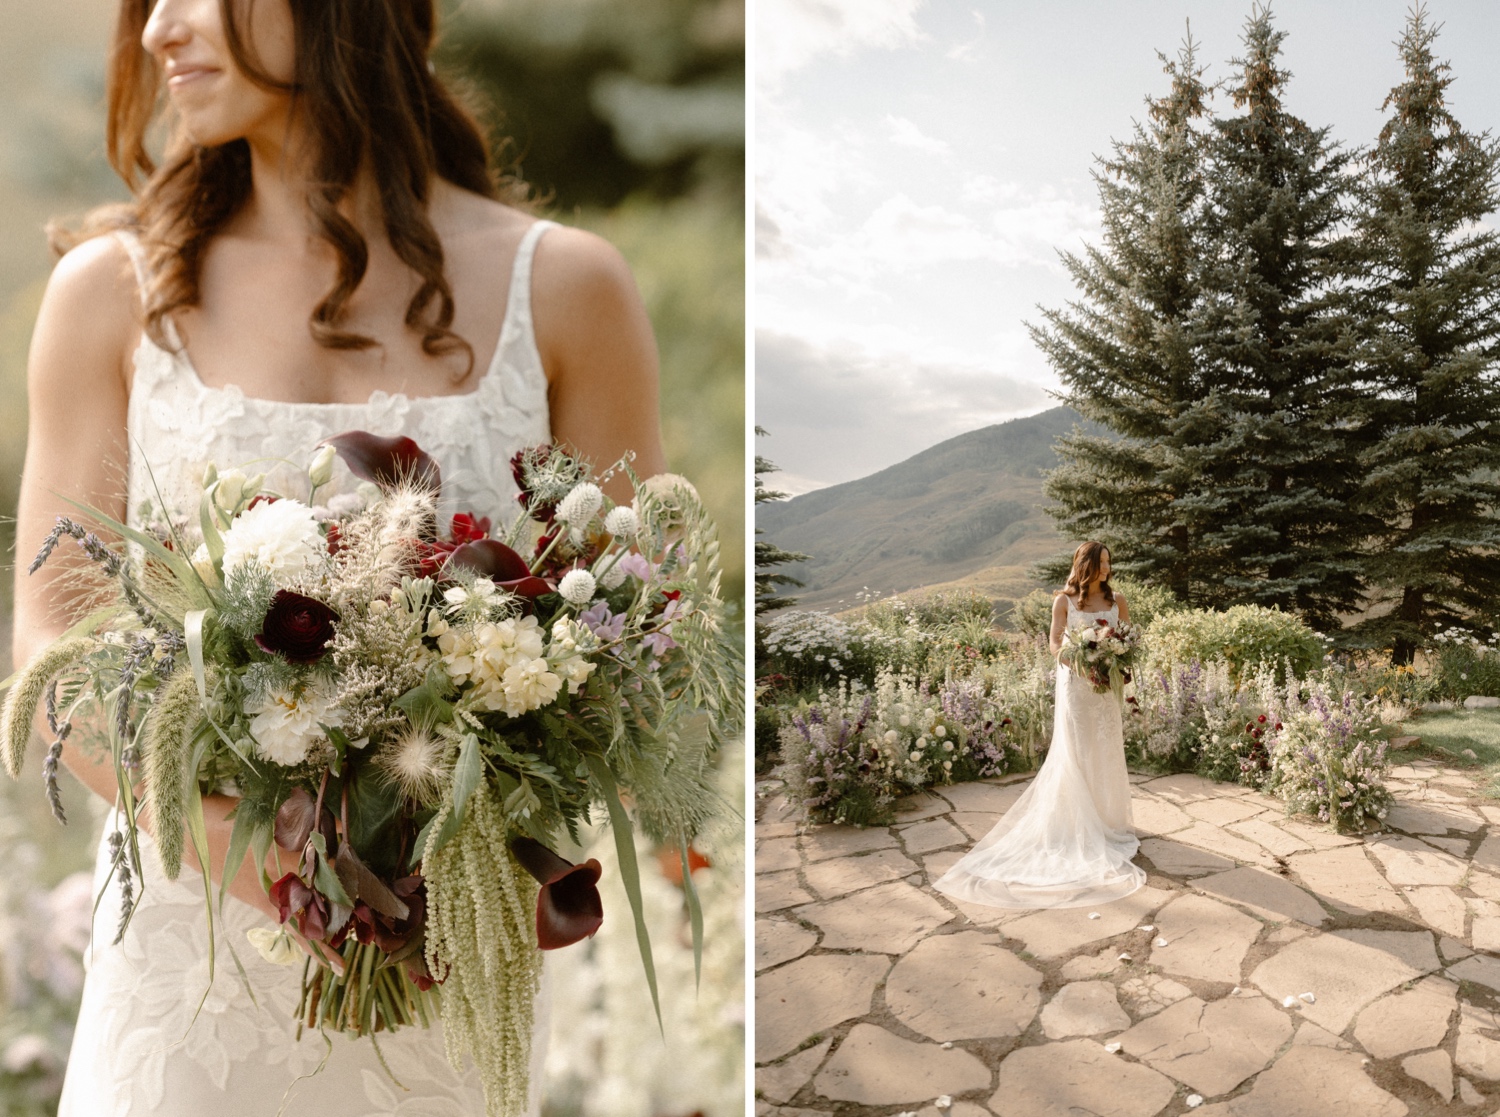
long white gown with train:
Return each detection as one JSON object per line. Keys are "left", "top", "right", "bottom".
{"left": 56, "top": 222, "right": 558, "bottom": 1116}
{"left": 934, "top": 596, "right": 1145, "bottom": 909}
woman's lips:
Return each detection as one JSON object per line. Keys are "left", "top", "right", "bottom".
{"left": 166, "top": 66, "right": 218, "bottom": 89}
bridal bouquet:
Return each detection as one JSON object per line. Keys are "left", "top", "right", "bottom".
{"left": 1059, "top": 617, "right": 1141, "bottom": 697}
{"left": 0, "top": 432, "right": 741, "bottom": 1117}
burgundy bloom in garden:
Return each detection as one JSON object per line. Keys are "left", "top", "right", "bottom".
{"left": 255, "top": 590, "right": 338, "bottom": 663}
{"left": 322, "top": 431, "right": 441, "bottom": 494}
{"left": 509, "top": 836, "right": 604, "bottom": 950}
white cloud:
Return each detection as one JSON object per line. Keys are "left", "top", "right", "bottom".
{"left": 756, "top": 0, "right": 928, "bottom": 83}
{"left": 884, "top": 113, "right": 950, "bottom": 155}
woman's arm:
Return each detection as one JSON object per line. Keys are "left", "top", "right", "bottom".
{"left": 531, "top": 226, "right": 668, "bottom": 503}
{"left": 1116, "top": 591, "right": 1131, "bottom": 625}
{"left": 15, "top": 235, "right": 282, "bottom": 924}
{"left": 1048, "top": 593, "right": 1069, "bottom": 658}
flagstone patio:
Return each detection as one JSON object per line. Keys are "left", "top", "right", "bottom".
{"left": 755, "top": 760, "right": 1500, "bottom": 1117}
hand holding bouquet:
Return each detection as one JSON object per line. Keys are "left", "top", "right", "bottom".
{"left": 0, "top": 433, "right": 741, "bottom": 1117}
{"left": 1058, "top": 618, "right": 1141, "bottom": 698}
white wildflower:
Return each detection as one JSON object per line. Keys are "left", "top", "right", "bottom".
{"left": 325, "top": 491, "right": 366, "bottom": 517}
{"left": 500, "top": 659, "right": 563, "bottom": 716}
{"left": 221, "top": 499, "right": 322, "bottom": 583}
{"left": 908, "top": 751, "right": 921, "bottom": 762}
{"left": 375, "top": 722, "right": 451, "bottom": 801}
{"left": 559, "top": 569, "right": 597, "bottom": 606}
{"left": 246, "top": 927, "right": 300, "bottom": 966}
{"left": 308, "top": 444, "right": 337, "bottom": 488}
{"left": 247, "top": 680, "right": 341, "bottom": 765}
{"left": 599, "top": 562, "right": 627, "bottom": 590}
{"left": 604, "top": 505, "right": 640, "bottom": 538}
{"left": 557, "top": 482, "right": 604, "bottom": 527}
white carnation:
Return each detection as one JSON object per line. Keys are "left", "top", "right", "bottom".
{"left": 604, "top": 506, "right": 640, "bottom": 538}
{"left": 557, "top": 482, "right": 604, "bottom": 526}
{"left": 221, "top": 499, "right": 322, "bottom": 583}
{"left": 247, "top": 680, "right": 341, "bottom": 765}
{"left": 559, "top": 569, "right": 597, "bottom": 606}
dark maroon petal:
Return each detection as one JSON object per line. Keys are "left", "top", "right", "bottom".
{"left": 268, "top": 872, "right": 307, "bottom": 924}
{"left": 497, "top": 576, "right": 553, "bottom": 599}
{"left": 256, "top": 590, "right": 338, "bottom": 664}
{"left": 274, "top": 789, "right": 318, "bottom": 852}
{"left": 510, "top": 836, "right": 575, "bottom": 885}
{"left": 445, "top": 540, "right": 532, "bottom": 582}
{"left": 322, "top": 431, "right": 441, "bottom": 494}
{"left": 536, "top": 859, "right": 604, "bottom": 950}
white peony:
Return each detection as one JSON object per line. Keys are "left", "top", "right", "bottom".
{"left": 247, "top": 680, "right": 341, "bottom": 765}
{"left": 603, "top": 505, "right": 640, "bottom": 538}
{"left": 559, "top": 569, "right": 597, "bottom": 606}
{"left": 220, "top": 499, "right": 323, "bottom": 583}
{"left": 557, "top": 482, "right": 604, "bottom": 527}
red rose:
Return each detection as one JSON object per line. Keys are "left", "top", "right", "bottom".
{"left": 255, "top": 590, "right": 338, "bottom": 663}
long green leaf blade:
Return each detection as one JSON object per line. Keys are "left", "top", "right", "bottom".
{"left": 680, "top": 840, "right": 704, "bottom": 991}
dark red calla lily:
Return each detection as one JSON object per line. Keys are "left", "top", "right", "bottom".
{"left": 444, "top": 540, "right": 553, "bottom": 598}
{"left": 322, "top": 431, "right": 441, "bottom": 494}
{"left": 255, "top": 590, "right": 338, "bottom": 663}
{"left": 510, "top": 836, "right": 604, "bottom": 950}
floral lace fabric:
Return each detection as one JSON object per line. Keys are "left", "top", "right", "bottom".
{"left": 933, "top": 598, "right": 1145, "bottom": 909}
{"left": 57, "top": 222, "right": 557, "bottom": 1116}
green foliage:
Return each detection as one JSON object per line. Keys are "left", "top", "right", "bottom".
{"left": 1010, "top": 578, "right": 1181, "bottom": 638}
{"left": 1429, "top": 629, "right": 1500, "bottom": 703}
{"left": 1145, "top": 605, "right": 1325, "bottom": 682}
{"left": 1268, "top": 696, "right": 1392, "bottom": 832}
{"left": 754, "top": 431, "right": 808, "bottom": 615}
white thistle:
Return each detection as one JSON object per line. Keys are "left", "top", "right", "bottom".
{"left": 376, "top": 723, "right": 451, "bottom": 802}
{"left": 604, "top": 505, "right": 640, "bottom": 538}
{"left": 557, "top": 482, "right": 604, "bottom": 527}
{"left": 559, "top": 569, "right": 597, "bottom": 606}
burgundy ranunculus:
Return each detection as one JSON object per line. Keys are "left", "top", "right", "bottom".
{"left": 322, "top": 431, "right": 441, "bottom": 494}
{"left": 255, "top": 590, "right": 338, "bottom": 663}
{"left": 510, "top": 836, "right": 604, "bottom": 950}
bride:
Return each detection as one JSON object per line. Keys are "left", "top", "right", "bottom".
{"left": 934, "top": 541, "right": 1145, "bottom": 909}
{"left": 13, "top": 0, "right": 664, "bottom": 1113}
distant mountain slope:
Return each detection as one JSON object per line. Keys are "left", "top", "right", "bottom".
{"left": 758, "top": 407, "right": 1105, "bottom": 613}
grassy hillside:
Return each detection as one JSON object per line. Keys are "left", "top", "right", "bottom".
{"left": 758, "top": 406, "right": 1103, "bottom": 613}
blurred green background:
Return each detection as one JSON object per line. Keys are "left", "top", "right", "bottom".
{"left": 0, "top": 1, "right": 743, "bottom": 1110}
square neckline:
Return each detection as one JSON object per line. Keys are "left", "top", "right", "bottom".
{"left": 121, "top": 220, "right": 550, "bottom": 410}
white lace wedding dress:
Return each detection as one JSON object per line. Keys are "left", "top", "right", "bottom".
{"left": 934, "top": 596, "right": 1145, "bottom": 909}
{"left": 57, "top": 222, "right": 559, "bottom": 1116}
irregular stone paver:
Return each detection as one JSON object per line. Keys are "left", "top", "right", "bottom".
{"left": 1186, "top": 797, "right": 1266, "bottom": 826}
{"left": 1060, "top": 947, "right": 1125, "bottom": 981}
{"left": 1352, "top": 976, "right": 1457, "bottom": 1059}
{"left": 1192, "top": 1045, "right": 1408, "bottom": 1117}
{"left": 799, "top": 825, "right": 897, "bottom": 862}
{"left": 1119, "top": 973, "right": 1193, "bottom": 1018}
{"left": 1193, "top": 866, "right": 1328, "bottom": 927}
{"left": 1469, "top": 869, "right": 1500, "bottom": 900}
{"left": 801, "top": 848, "right": 918, "bottom": 900}
{"left": 1457, "top": 1003, "right": 1500, "bottom": 1082}
{"left": 1039, "top": 980, "right": 1131, "bottom": 1038}
{"left": 1365, "top": 834, "right": 1468, "bottom": 886}
{"left": 1143, "top": 773, "right": 1227, "bottom": 803}
{"left": 992, "top": 1038, "right": 1177, "bottom": 1117}
{"left": 1119, "top": 994, "right": 1292, "bottom": 1096}
{"left": 1403, "top": 885, "right": 1468, "bottom": 939}
{"left": 1457, "top": 1075, "right": 1482, "bottom": 1104}
{"left": 1251, "top": 931, "right": 1423, "bottom": 1034}
{"left": 1401, "top": 1049, "right": 1454, "bottom": 1101}
{"left": 885, "top": 930, "right": 1043, "bottom": 1042}
{"left": 758, "top": 870, "right": 815, "bottom": 913}
{"left": 755, "top": 954, "right": 890, "bottom": 1062}
{"left": 1004, "top": 887, "right": 1173, "bottom": 961}
{"left": 1334, "top": 928, "right": 1440, "bottom": 974}
{"left": 1293, "top": 1020, "right": 1347, "bottom": 1048}
{"left": 1227, "top": 817, "right": 1313, "bottom": 858}
{"left": 1439, "top": 935, "right": 1472, "bottom": 962}
{"left": 1276, "top": 819, "right": 1359, "bottom": 849}
{"left": 898, "top": 817, "right": 966, "bottom": 856}
{"left": 1150, "top": 893, "right": 1262, "bottom": 984}
{"left": 939, "top": 780, "right": 1025, "bottom": 814}
{"left": 1171, "top": 822, "right": 1276, "bottom": 867}
{"left": 756, "top": 918, "right": 818, "bottom": 971}
{"left": 813, "top": 1023, "right": 989, "bottom": 1104}
{"left": 1476, "top": 832, "right": 1500, "bottom": 875}
{"left": 757, "top": 837, "right": 801, "bottom": 873}
{"left": 1130, "top": 795, "right": 1193, "bottom": 836}
{"left": 891, "top": 791, "right": 951, "bottom": 823}
{"left": 1287, "top": 845, "right": 1405, "bottom": 915}
{"left": 756, "top": 1038, "right": 831, "bottom": 1103}
{"left": 1138, "top": 837, "right": 1234, "bottom": 877}
{"left": 1386, "top": 801, "right": 1484, "bottom": 835}
{"left": 1426, "top": 835, "right": 1472, "bottom": 856}
{"left": 794, "top": 880, "right": 952, "bottom": 955}
{"left": 1449, "top": 953, "right": 1500, "bottom": 993}
{"left": 949, "top": 812, "right": 1002, "bottom": 842}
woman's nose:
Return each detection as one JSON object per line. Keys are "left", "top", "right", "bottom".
{"left": 141, "top": 0, "right": 191, "bottom": 56}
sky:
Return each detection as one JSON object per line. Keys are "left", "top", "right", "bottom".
{"left": 754, "top": 0, "right": 1500, "bottom": 494}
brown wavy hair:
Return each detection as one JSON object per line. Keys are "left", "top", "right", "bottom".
{"left": 1063, "top": 541, "right": 1113, "bottom": 605}
{"left": 61, "top": 0, "right": 523, "bottom": 379}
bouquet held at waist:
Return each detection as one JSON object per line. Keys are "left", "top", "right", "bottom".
{"left": 1059, "top": 617, "right": 1141, "bottom": 698}
{"left": 1, "top": 432, "right": 741, "bottom": 1117}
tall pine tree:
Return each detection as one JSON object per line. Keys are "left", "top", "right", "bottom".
{"left": 754, "top": 427, "right": 809, "bottom": 615}
{"left": 1036, "top": 35, "right": 1219, "bottom": 603}
{"left": 1350, "top": 6, "right": 1500, "bottom": 663}
{"left": 1190, "top": 5, "right": 1366, "bottom": 630}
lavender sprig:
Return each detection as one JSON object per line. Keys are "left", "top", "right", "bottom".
{"left": 107, "top": 828, "right": 134, "bottom": 945}
{"left": 42, "top": 682, "right": 70, "bottom": 825}
{"left": 29, "top": 516, "right": 123, "bottom": 577}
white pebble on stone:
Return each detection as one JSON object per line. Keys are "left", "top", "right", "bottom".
{"left": 1231, "top": 987, "right": 1241, "bottom": 995}
{"left": 941, "top": 1042, "right": 953, "bottom": 1050}
{"left": 1154, "top": 937, "right": 1168, "bottom": 947}
{"left": 1104, "top": 1042, "right": 1122, "bottom": 1053}
{"left": 1139, "top": 925, "right": 1154, "bottom": 932}
{"left": 1186, "top": 1095, "right": 1204, "bottom": 1108}
{"left": 1118, "top": 952, "right": 1132, "bottom": 962}
{"left": 1299, "top": 992, "right": 1316, "bottom": 1003}
{"left": 1088, "top": 912, "right": 1101, "bottom": 920}
{"left": 935, "top": 1096, "right": 952, "bottom": 1109}
{"left": 1283, "top": 995, "right": 1299, "bottom": 1008}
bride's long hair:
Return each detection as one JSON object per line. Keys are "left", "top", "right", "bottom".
{"left": 60, "top": 0, "right": 521, "bottom": 378}
{"left": 1063, "top": 541, "right": 1113, "bottom": 605}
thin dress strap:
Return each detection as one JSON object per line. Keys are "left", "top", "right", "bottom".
{"left": 501, "top": 220, "right": 553, "bottom": 338}
{"left": 112, "top": 229, "right": 150, "bottom": 295}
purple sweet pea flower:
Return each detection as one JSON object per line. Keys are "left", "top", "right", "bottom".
{"left": 580, "top": 601, "right": 626, "bottom": 642}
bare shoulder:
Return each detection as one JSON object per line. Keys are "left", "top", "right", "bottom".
{"left": 32, "top": 233, "right": 139, "bottom": 393}
{"left": 531, "top": 223, "right": 638, "bottom": 305}
{"left": 1113, "top": 590, "right": 1129, "bottom": 606}
{"left": 1052, "top": 591, "right": 1071, "bottom": 613}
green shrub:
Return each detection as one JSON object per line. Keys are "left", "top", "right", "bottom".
{"left": 1430, "top": 627, "right": 1500, "bottom": 703}
{"left": 1146, "top": 605, "right": 1324, "bottom": 681}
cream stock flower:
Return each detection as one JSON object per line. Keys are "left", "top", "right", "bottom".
{"left": 499, "top": 659, "right": 563, "bottom": 716}
{"left": 439, "top": 616, "right": 547, "bottom": 711}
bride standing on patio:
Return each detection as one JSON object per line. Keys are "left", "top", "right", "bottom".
{"left": 934, "top": 541, "right": 1145, "bottom": 908}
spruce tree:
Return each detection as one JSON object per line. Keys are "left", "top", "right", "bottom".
{"left": 1191, "top": 5, "right": 1366, "bottom": 631}
{"left": 754, "top": 427, "right": 809, "bottom": 615}
{"left": 1035, "top": 34, "right": 1217, "bottom": 603}
{"left": 1350, "top": 6, "right": 1500, "bottom": 663}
